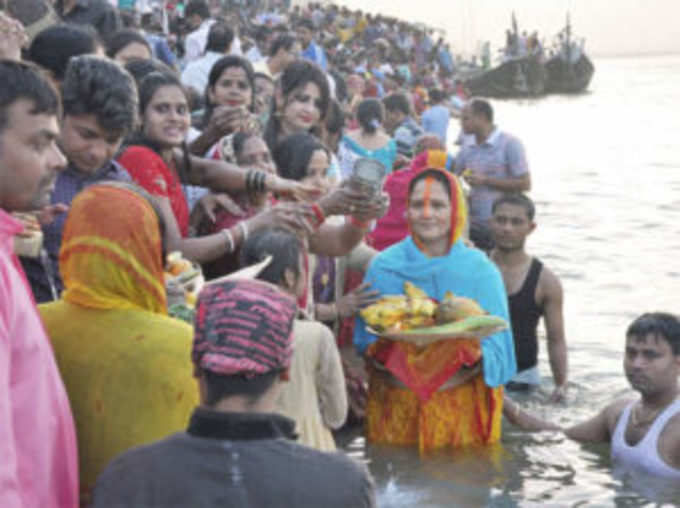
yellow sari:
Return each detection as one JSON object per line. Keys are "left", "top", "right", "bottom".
{"left": 39, "top": 185, "right": 198, "bottom": 500}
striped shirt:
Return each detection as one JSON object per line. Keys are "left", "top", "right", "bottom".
{"left": 454, "top": 128, "right": 529, "bottom": 227}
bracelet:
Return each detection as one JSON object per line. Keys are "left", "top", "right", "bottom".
{"left": 245, "top": 169, "right": 254, "bottom": 193}
{"left": 255, "top": 171, "right": 266, "bottom": 192}
{"left": 238, "top": 220, "right": 249, "bottom": 242}
{"left": 347, "top": 215, "right": 370, "bottom": 230}
{"left": 311, "top": 203, "right": 326, "bottom": 226}
{"left": 221, "top": 228, "right": 235, "bottom": 253}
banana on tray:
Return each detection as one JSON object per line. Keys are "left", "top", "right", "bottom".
{"left": 361, "top": 282, "right": 502, "bottom": 334}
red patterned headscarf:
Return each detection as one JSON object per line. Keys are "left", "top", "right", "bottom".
{"left": 192, "top": 279, "right": 297, "bottom": 376}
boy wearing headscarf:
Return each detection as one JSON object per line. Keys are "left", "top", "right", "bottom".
{"left": 93, "top": 279, "right": 376, "bottom": 508}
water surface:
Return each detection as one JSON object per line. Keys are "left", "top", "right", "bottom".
{"left": 341, "top": 55, "right": 680, "bottom": 507}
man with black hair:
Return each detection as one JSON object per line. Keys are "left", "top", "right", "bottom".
{"left": 383, "top": 92, "right": 423, "bottom": 159}
{"left": 455, "top": 98, "right": 530, "bottom": 251}
{"left": 93, "top": 279, "right": 377, "bottom": 507}
{"left": 183, "top": 0, "right": 214, "bottom": 63}
{"left": 297, "top": 18, "right": 327, "bottom": 70}
{"left": 21, "top": 56, "right": 137, "bottom": 302}
{"left": 54, "top": 0, "right": 121, "bottom": 38}
{"left": 252, "top": 32, "right": 300, "bottom": 80}
{"left": 0, "top": 59, "right": 78, "bottom": 508}
{"left": 181, "top": 22, "right": 234, "bottom": 95}
{"left": 505, "top": 312, "right": 680, "bottom": 479}
{"left": 489, "top": 193, "right": 568, "bottom": 401}
{"left": 27, "top": 23, "right": 104, "bottom": 85}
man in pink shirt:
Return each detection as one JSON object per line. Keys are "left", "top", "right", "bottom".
{"left": 0, "top": 60, "right": 79, "bottom": 507}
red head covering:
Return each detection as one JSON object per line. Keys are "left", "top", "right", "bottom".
{"left": 192, "top": 279, "right": 297, "bottom": 376}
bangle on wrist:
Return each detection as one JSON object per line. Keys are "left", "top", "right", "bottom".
{"left": 237, "top": 220, "right": 249, "bottom": 242}
{"left": 220, "top": 228, "right": 235, "bottom": 253}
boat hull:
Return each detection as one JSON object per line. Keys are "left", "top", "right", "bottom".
{"left": 464, "top": 55, "right": 547, "bottom": 98}
{"left": 545, "top": 54, "right": 595, "bottom": 93}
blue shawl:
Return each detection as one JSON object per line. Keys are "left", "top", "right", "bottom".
{"left": 354, "top": 237, "right": 517, "bottom": 388}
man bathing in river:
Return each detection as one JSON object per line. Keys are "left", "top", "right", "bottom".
{"left": 504, "top": 312, "right": 680, "bottom": 479}
{"left": 490, "top": 194, "right": 568, "bottom": 401}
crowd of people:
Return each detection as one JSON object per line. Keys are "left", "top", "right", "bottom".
{"left": 1, "top": 0, "right": 679, "bottom": 506}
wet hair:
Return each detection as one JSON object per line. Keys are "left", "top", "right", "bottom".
{"left": 408, "top": 168, "right": 452, "bottom": 201}
{"left": 205, "top": 55, "right": 255, "bottom": 121}
{"left": 62, "top": 56, "right": 138, "bottom": 136}
{"left": 627, "top": 313, "right": 680, "bottom": 356}
{"left": 357, "top": 98, "right": 383, "bottom": 134}
{"left": 124, "top": 58, "right": 177, "bottom": 87}
{"left": 469, "top": 98, "right": 493, "bottom": 123}
{"left": 272, "top": 133, "right": 327, "bottom": 182}
{"left": 263, "top": 60, "right": 330, "bottom": 151}
{"left": 383, "top": 92, "right": 411, "bottom": 116}
{"left": 202, "top": 369, "right": 281, "bottom": 406}
{"left": 106, "top": 29, "right": 152, "bottom": 60}
{"left": 185, "top": 0, "right": 210, "bottom": 20}
{"left": 240, "top": 228, "right": 304, "bottom": 287}
{"left": 28, "top": 24, "right": 101, "bottom": 82}
{"left": 205, "top": 22, "right": 234, "bottom": 53}
{"left": 325, "top": 100, "right": 344, "bottom": 136}
{"left": 0, "top": 60, "right": 60, "bottom": 137}
{"left": 269, "top": 33, "right": 296, "bottom": 58}
{"left": 492, "top": 193, "right": 536, "bottom": 221}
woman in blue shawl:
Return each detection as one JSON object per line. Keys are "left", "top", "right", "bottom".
{"left": 354, "top": 168, "right": 516, "bottom": 453}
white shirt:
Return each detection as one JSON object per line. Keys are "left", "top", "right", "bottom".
{"left": 181, "top": 51, "right": 224, "bottom": 94}
{"left": 184, "top": 19, "right": 216, "bottom": 64}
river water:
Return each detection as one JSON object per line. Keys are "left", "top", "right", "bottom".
{"left": 340, "top": 55, "right": 680, "bottom": 507}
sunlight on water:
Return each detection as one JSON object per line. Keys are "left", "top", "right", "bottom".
{"left": 342, "top": 55, "right": 680, "bottom": 507}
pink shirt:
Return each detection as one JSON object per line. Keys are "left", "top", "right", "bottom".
{"left": 0, "top": 209, "right": 79, "bottom": 508}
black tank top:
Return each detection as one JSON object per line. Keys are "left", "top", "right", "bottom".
{"left": 508, "top": 258, "right": 544, "bottom": 372}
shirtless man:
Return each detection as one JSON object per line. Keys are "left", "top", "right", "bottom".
{"left": 504, "top": 313, "right": 680, "bottom": 479}
{"left": 489, "top": 193, "right": 568, "bottom": 401}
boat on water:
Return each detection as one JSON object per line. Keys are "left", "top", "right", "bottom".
{"left": 464, "top": 54, "right": 547, "bottom": 98}
{"left": 462, "top": 14, "right": 547, "bottom": 99}
{"left": 544, "top": 16, "right": 595, "bottom": 93}
{"left": 462, "top": 12, "right": 594, "bottom": 98}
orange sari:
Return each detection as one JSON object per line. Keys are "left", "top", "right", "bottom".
{"left": 365, "top": 339, "right": 503, "bottom": 454}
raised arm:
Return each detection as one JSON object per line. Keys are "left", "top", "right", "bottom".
{"left": 541, "top": 268, "right": 569, "bottom": 402}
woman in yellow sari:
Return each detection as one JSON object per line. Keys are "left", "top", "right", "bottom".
{"left": 39, "top": 184, "right": 198, "bottom": 501}
{"left": 354, "top": 168, "right": 516, "bottom": 454}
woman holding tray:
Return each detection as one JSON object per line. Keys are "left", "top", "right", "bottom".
{"left": 353, "top": 168, "right": 516, "bottom": 454}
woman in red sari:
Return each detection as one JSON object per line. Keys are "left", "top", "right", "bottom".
{"left": 117, "top": 71, "right": 317, "bottom": 265}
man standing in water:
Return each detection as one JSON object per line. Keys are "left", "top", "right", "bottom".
{"left": 505, "top": 313, "right": 680, "bottom": 479}
{"left": 489, "top": 194, "right": 568, "bottom": 401}
{"left": 454, "top": 98, "right": 530, "bottom": 251}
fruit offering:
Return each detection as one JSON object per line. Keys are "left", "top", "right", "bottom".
{"left": 361, "top": 282, "right": 504, "bottom": 336}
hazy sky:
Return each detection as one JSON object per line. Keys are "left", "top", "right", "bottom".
{"left": 337, "top": 0, "right": 680, "bottom": 57}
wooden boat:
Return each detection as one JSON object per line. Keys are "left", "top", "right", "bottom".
{"left": 545, "top": 14, "right": 595, "bottom": 93}
{"left": 545, "top": 52, "right": 595, "bottom": 93}
{"left": 463, "top": 54, "right": 547, "bottom": 98}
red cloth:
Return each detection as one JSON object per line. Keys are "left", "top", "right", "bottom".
{"left": 369, "top": 338, "right": 482, "bottom": 402}
{"left": 367, "top": 151, "right": 430, "bottom": 251}
{"left": 118, "top": 146, "right": 190, "bottom": 237}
